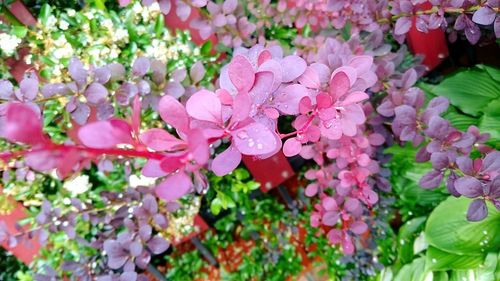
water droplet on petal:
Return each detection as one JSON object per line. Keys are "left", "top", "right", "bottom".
{"left": 237, "top": 130, "right": 248, "bottom": 139}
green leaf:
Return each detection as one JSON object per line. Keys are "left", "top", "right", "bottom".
{"left": 154, "top": 15, "right": 165, "bottom": 38}
{"left": 394, "top": 257, "right": 427, "bottom": 281}
{"left": 429, "top": 67, "right": 500, "bottom": 116}
{"left": 425, "top": 197, "right": 500, "bottom": 256}
{"left": 200, "top": 40, "right": 212, "bottom": 56}
{"left": 10, "top": 26, "right": 27, "bottom": 38}
{"left": 210, "top": 198, "right": 222, "bottom": 215}
{"left": 479, "top": 113, "right": 500, "bottom": 142}
{"left": 39, "top": 4, "right": 52, "bottom": 25}
{"left": 396, "top": 217, "right": 426, "bottom": 265}
{"left": 444, "top": 111, "right": 478, "bottom": 131}
{"left": 425, "top": 246, "right": 485, "bottom": 271}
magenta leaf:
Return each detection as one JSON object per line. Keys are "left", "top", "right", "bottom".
{"left": 68, "top": 57, "right": 88, "bottom": 87}
{"left": 298, "top": 66, "right": 320, "bottom": 89}
{"left": 283, "top": 137, "right": 302, "bottom": 157}
{"left": 232, "top": 122, "right": 277, "bottom": 155}
{"left": 78, "top": 120, "right": 133, "bottom": 148}
{"left": 132, "top": 57, "right": 150, "bottom": 77}
{"left": 232, "top": 93, "right": 252, "bottom": 122}
{"left": 273, "top": 84, "right": 309, "bottom": 115}
{"left": 19, "top": 78, "right": 38, "bottom": 100}
{"left": 158, "top": 95, "right": 189, "bottom": 133}
{"left": 350, "top": 221, "right": 368, "bottom": 234}
{"left": 139, "top": 128, "right": 186, "bottom": 151}
{"left": 142, "top": 159, "right": 168, "bottom": 177}
{"left": 211, "top": 144, "right": 242, "bottom": 176}
{"left": 329, "top": 68, "right": 356, "bottom": 99}
{"left": 155, "top": 172, "right": 192, "bottom": 201}
{"left": 186, "top": 90, "right": 222, "bottom": 124}
{"left": 158, "top": 0, "right": 171, "bottom": 14}
{"left": 228, "top": 55, "right": 255, "bottom": 92}
{"left": 2, "top": 103, "right": 44, "bottom": 145}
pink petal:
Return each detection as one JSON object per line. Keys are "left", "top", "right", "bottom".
{"left": 159, "top": 154, "right": 185, "bottom": 173}
{"left": 249, "top": 71, "right": 274, "bottom": 104}
{"left": 186, "top": 90, "right": 222, "bottom": 124}
{"left": 155, "top": 172, "right": 192, "bottom": 201}
{"left": 305, "top": 183, "right": 318, "bottom": 197}
{"left": 78, "top": 120, "right": 133, "bottom": 148}
{"left": 342, "top": 235, "right": 355, "bottom": 254}
{"left": 298, "top": 66, "right": 320, "bottom": 89}
{"left": 232, "top": 93, "right": 252, "bottom": 122}
{"left": 283, "top": 137, "right": 302, "bottom": 157}
{"left": 281, "top": 55, "right": 307, "bottom": 82}
{"left": 190, "top": 61, "right": 206, "bottom": 83}
{"left": 187, "top": 129, "right": 209, "bottom": 165}
{"left": 341, "top": 91, "right": 369, "bottom": 105}
{"left": 211, "top": 144, "right": 242, "bottom": 176}
{"left": 139, "top": 128, "right": 186, "bottom": 151}
{"left": 142, "top": 159, "right": 168, "bottom": 177}
{"left": 228, "top": 55, "right": 255, "bottom": 92}
{"left": 273, "top": 84, "right": 309, "bottom": 115}
{"left": 232, "top": 122, "right": 277, "bottom": 155}
{"left": 2, "top": 103, "right": 44, "bottom": 145}
{"left": 348, "top": 56, "right": 373, "bottom": 75}
{"left": 158, "top": 95, "right": 189, "bottom": 133}
{"left": 316, "top": 92, "right": 333, "bottom": 109}
{"left": 329, "top": 67, "right": 357, "bottom": 99}
{"left": 258, "top": 60, "right": 283, "bottom": 92}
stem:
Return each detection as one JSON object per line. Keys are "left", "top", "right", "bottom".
{"left": 376, "top": 5, "right": 498, "bottom": 24}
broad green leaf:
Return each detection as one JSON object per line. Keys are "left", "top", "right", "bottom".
{"left": 432, "top": 271, "right": 449, "bottom": 281}
{"left": 444, "top": 111, "right": 478, "bottom": 131}
{"left": 429, "top": 68, "right": 500, "bottom": 116}
{"left": 425, "top": 197, "right": 500, "bottom": 256}
{"left": 478, "top": 65, "right": 500, "bottom": 83}
{"left": 480, "top": 114, "right": 500, "bottom": 141}
{"left": 425, "top": 246, "right": 485, "bottom": 271}
{"left": 154, "top": 14, "right": 165, "bottom": 38}
{"left": 397, "top": 217, "right": 427, "bottom": 264}
{"left": 394, "top": 257, "right": 427, "bottom": 281}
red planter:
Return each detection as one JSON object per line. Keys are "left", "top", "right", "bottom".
{"left": 242, "top": 152, "right": 295, "bottom": 193}
{"left": 0, "top": 189, "right": 40, "bottom": 264}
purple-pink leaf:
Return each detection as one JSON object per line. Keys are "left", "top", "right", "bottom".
{"left": 222, "top": 0, "right": 237, "bottom": 14}
{"left": 176, "top": 1, "right": 191, "bottom": 21}
{"left": 158, "top": 0, "right": 171, "bottom": 14}
{"left": 78, "top": 120, "right": 133, "bottom": 149}
{"left": 232, "top": 122, "right": 277, "bottom": 155}
{"left": 155, "top": 172, "right": 192, "bottom": 201}
{"left": 132, "top": 57, "right": 150, "bottom": 77}
{"left": 472, "top": 6, "right": 496, "bottom": 25}
{"left": 159, "top": 95, "right": 189, "bottom": 133}
{"left": 190, "top": 61, "right": 205, "bottom": 84}
{"left": 20, "top": 78, "right": 38, "bottom": 100}
{"left": 211, "top": 144, "right": 242, "bottom": 176}
{"left": 186, "top": 90, "right": 222, "bottom": 124}
{"left": 419, "top": 169, "right": 443, "bottom": 189}
{"left": 142, "top": 159, "right": 168, "bottom": 177}
{"left": 84, "top": 83, "right": 108, "bottom": 104}
{"left": 273, "top": 84, "right": 309, "bottom": 115}
{"left": 394, "top": 17, "right": 412, "bottom": 35}
{"left": 139, "top": 128, "right": 186, "bottom": 151}
{"left": 350, "top": 221, "right": 368, "bottom": 234}
{"left": 348, "top": 56, "right": 373, "bottom": 75}
{"left": 329, "top": 68, "right": 356, "bottom": 98}
{"left": 454, "top": 176, "right": 484, "bottom": 198}
{"left": 467, "top": 199, "right": 488, "bottom": 221}
{"left": 232, "top": 93, "right": 252, "bottom": 122}
{"left": 68, "top": 57, "right": 88, "bottom": 87}
{"left": 228, "top": 55, "right": 255, "bottom": 92}
{"left": 298, "top": 66, "right": 320, "bottom": 89}
{"left": 281, "top": 55, "right": 307, "bottom": 82}
{"left": 283, "top": 137, "right": 302, "bottom": 157}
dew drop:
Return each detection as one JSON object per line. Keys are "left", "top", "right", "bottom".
{"left": 257, "top": 143, "right": 263, "bottom": 149}
{"left": 237, "top": 130, "right": 248, "bottom": 139}
{"left": 483, "top": 230, "right": 488, "bottom": 235}
{"left": 432, "top": 258, "right": 437, "bottom": 263}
